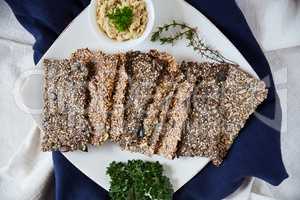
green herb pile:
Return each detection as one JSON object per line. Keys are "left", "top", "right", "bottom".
{"left": 107, "top": 6, "right": 133, "bottom": 32}
{"left": 106, "top": 160, "right": 173, "bottom": 200}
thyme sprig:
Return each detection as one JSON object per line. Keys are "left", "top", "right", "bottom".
{"left": 151, "top": 20, "right": 235, "bottom": 64}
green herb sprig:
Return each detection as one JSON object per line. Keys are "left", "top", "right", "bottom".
{"left": 151, "top": 20, "right": 235, "bottom": 64}
{"left": 107, "top": 6, "right": 133, "bottom": 32}
{"left": 107, "top": 160, "right": 173, "bottom": 200}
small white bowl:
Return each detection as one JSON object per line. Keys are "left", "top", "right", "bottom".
{"left": 89, "top": 0, "right": 155, "bottom": 50}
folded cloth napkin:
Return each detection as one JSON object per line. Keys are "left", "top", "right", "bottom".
{"left": 4, "top": 0, "right": 288, "bottom": 199}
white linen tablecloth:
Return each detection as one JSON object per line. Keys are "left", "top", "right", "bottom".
{"left": 0, "top": 0, "right": 299, "bottom": 199}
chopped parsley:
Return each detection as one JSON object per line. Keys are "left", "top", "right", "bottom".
{"left": 106, "top": 160, "right": 174, "bottom": 200}
{"left": 107, "top": 6, "right": 134, "bottom": 32}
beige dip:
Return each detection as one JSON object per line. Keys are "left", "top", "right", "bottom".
{"left": 96, "top": 0, "right": 148, "bottom": 41}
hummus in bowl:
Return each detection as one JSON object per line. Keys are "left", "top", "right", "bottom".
{"left": 89, "top": 0, "right": 155, "bottom": 48}
{"left": 97, "top": 0, "right": 148, "bottom": 41}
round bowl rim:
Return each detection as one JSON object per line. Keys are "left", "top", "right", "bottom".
{"left": 88, "top": 0, "right": 155, "bottom": 49}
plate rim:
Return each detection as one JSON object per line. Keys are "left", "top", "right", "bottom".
{"left": 22, "top": 0, "right": 260, "bottom": 192}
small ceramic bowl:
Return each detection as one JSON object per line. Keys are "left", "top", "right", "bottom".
{"left": 89, "top": 0, "right": 155, "bottom": 50}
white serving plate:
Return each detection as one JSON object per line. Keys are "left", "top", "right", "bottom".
{"left": 19, "top": 0, "right": 258, "bottom": 192}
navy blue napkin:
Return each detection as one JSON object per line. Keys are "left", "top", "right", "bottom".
{"left": 5, "top": 0, "right": 288, "bottom": 199}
